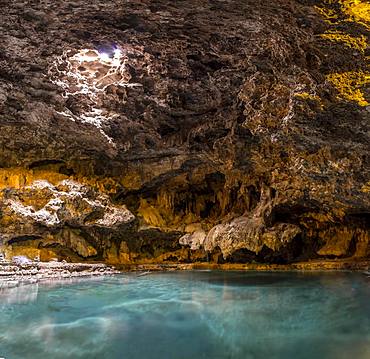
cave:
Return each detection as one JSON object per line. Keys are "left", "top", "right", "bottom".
{"left": 0, "top": 0, "right": 369, "bottom": 357}
{"left": 0, "top": 0, "right": 368, "bottom": 270}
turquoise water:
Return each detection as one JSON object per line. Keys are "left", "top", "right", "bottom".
{"left": 0, "top": 271, "right": 369, "bottom": 359}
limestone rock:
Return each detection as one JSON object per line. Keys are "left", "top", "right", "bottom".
{"left": 203, "top": 217, "right": 301, "bottom": 258}
{"left": 179, "top": 230, "right": 206, "bottom": 251}
{"left": 0, "top": 0, "right": 368, "bottom": 264}
{"left": 0, "top": 179, "right": 135, "bottom": 260}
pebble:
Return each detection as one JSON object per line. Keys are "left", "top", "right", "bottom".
{"left": 0, "top": 261, "right": 119, "bottom": 287}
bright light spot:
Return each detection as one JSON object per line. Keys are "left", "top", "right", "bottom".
{"left": 48, "top": 46, "right": 142, "bottom": 146}
{"left": 114, "top": 48, "right": 121, "bottom": 57}
{"left": 99, "top": 52, "right": 110, "bottom": 62}
{"left": 73, "top": 50, "right": 99, "bottom": 63}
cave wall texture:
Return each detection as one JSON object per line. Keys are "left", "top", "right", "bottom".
{"left": 0, "top": 0, "right": 369, "bottom": 265}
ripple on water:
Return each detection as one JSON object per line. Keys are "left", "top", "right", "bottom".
{"left": 0, "top": 272, "right": 369, "bottom": 359}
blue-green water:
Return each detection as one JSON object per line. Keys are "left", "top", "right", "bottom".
{"left": 0, "top": 271, "right": 369, "bottom": 359}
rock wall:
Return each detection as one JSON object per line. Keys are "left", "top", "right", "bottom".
{"left": 0, "top": 0, "right": 369, "bottom": 265}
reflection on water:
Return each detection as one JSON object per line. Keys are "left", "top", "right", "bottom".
{"left": 0, "top": 283, "right": 39, "bottom": 304}
{"left": 0, "top": 272, "right": 369, "bottom": 359}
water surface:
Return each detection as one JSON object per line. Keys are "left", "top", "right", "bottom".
{"left": 0, "top": 271, "right": 369, "bottom": 359}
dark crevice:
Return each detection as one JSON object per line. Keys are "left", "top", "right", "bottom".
{"left": 28, "top": 159, "right": 65, "bottom": 169}
{"left": 7, "top": 235, "right": 42, "bottom": 245}
{"left": 269, "top": 203, "right": 317, "bottom": 225}
{"left": 247, "top": 185, "right": 260, "bottom": 211}
{"left": 219, "top": 233, "right": 305, "bottom": 264}
{"left": 345, "top": 212, "right": 370, "bottom": 228}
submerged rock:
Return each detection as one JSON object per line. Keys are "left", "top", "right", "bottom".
{"left": 0, "top": 0, "right": 369, "bottom": 265}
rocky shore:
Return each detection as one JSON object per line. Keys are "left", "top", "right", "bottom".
{"left": 1, "top": 257, "right": 369, "bottom": 290}
{"left": 114, "top": 258, "right": 370, "bottom": 272}
{"left": 0, "top": 260, "right": 119, "bottom": 289}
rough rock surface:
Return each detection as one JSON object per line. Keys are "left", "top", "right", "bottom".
{"left": 0, "top": 0, "right": 369, "bottom": 265}
{"left": 0, "top": 260, "right": 119, "bottom": 289}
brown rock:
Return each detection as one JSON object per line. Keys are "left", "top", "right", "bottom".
{"left": 0, "top": 0, "right": 368, "bottom": 265}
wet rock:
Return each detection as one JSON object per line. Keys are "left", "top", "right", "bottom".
{"left": 0, "top": 260, "right": 120, "bottom": 287}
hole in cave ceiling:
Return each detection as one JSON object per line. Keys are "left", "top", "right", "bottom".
{"left": 48, "top": 46, "right": 142, "bottom": 144}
